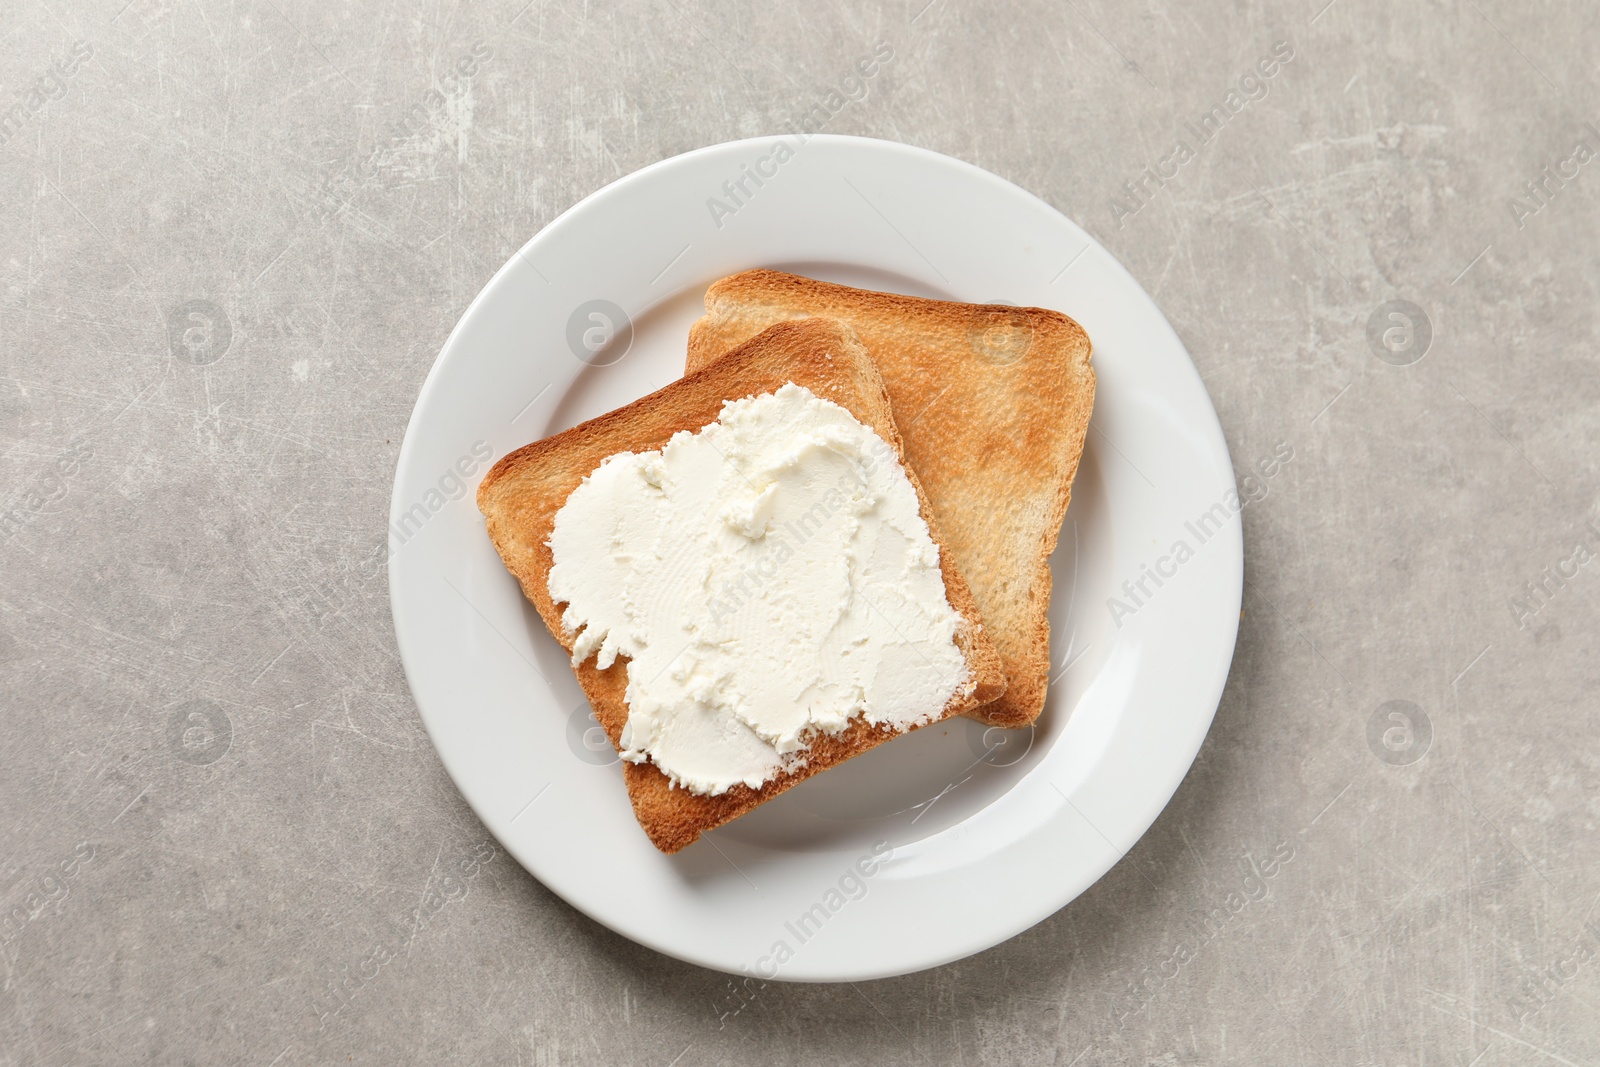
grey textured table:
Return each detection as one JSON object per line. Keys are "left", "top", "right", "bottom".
{"left": 3, "top": 1, "right": 1598, "bottom": 1064}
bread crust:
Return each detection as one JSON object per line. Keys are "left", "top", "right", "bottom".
{"left": 477, "top": 318, "right": 1006, "bottom": 853}
{"left": 685, "top": 271, "right": 1095, "bottom": 728}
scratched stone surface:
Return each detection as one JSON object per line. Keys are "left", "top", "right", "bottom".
{"left": 2, "top": 1, "right": 1598, "bottom": 1064}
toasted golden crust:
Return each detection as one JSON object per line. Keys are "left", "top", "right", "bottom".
{"left": 685, "top": 272, "right": 1094, "bottom": 728}
{"left": 477, "top": 318, "right": 1006, "bottom": 853}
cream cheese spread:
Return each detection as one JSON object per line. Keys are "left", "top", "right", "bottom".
{"left": 546, "top": 382, "right": 969, "bottom": 795}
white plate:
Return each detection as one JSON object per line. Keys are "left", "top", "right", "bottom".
{"left": 389, "top": 135, "right": 1242, "bottom": 982}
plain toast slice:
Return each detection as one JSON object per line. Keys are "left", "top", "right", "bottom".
{"left": 478, "top": 317, "right": 1006, "bottom": 853}
{"left": 686, "top": 271, "right": 1094, "bottom": 728}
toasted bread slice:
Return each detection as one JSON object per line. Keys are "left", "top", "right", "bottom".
{"left": 478, "top": 318, "right": 1006, "bottom": 853}
{"left": 686, "top": 272, "right": 1094, "bottom": 728}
